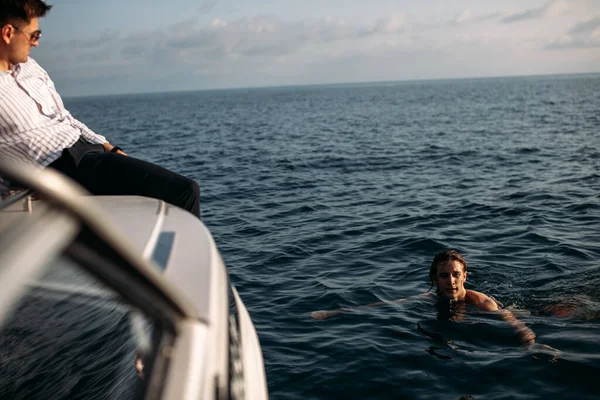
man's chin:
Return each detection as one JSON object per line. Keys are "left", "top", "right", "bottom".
{"left": 441, "top": 291, "right": 460, "bottom": 301}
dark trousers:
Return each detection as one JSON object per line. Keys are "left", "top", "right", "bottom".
{"left": 48, "top": 140, "right": 200, "bottom": 218}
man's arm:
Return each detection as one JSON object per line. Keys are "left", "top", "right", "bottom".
{"left": 35, "top": 59, "right": 126, "bottom": 157}
{"left": 101, "top": 142, "right": 127, "bottom": 156}
{"left": 33, "top": 58, "right": 110, "bottom": 148}
{"left": 64, "top": 115, "right": 127, "bottom": 155}
{"left": 64, "top": 114, "right": 126, "bottom": 155}
{"left": 498, "top": 309, "right": 536, "bottom": 345}
{"left": 64, "top": 113, "right": 106, "bottom": 144}
{"left": 467, "top": 290, "right": 536, "bottom": 344}
{"left": 311, "top": 292, "right": 433, "bottom": 320}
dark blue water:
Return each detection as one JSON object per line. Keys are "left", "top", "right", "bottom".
{"left": 8, "top": 75, "right": 600, "bottom": 399}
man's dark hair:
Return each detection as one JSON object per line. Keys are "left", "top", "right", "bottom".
{"left": 428, "top": 250, "right": 467, "bottom": 290}
{"left": 0, "top": 0, "right": 52, "bottom": 25}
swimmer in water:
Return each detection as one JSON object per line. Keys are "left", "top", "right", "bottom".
{"left": 312, "top": 250, "right": 538, "bottom": 345}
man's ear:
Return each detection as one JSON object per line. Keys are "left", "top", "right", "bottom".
{"left": 1, "top": 24, "right": 14, "bottom": 45}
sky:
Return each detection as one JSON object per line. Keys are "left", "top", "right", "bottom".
{"left": 31, "top": 0, "right": 600, "bottom": 97}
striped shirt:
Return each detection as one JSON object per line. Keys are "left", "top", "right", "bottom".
{"left": 0, "top": 57, "right": 107, "bottom": 167}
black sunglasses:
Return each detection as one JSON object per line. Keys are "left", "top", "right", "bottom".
{"left": 11, "top": 25, "right": 42, "bottom": 43}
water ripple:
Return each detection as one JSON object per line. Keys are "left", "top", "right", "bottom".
{"left": 59, "top": 75, "right": 600, "bottom": 400}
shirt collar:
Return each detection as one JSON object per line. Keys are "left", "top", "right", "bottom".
{"left": 0, "top": 64, "right": 19, "bottom": 77}
{"left": 11, "top": 63, "right": 21, "bottom": 77}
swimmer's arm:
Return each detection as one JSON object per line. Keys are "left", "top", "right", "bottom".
{"left": 467, "top": 290, "right": 536, "bottom": 344}
{"left": 501, "top": 308, "right": 559, "bottom": 358}
{"left": 498, "top": 309, "right": 536, "bottom": 345}
{"left": 311, "top": 292, "right": 433, "bottom": 320}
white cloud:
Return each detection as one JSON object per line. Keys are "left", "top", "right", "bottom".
{"left": 38, "top": 14, "right": 413, "bottom": 93}
{"left": 449, "top": 9, "right": 501, "bottom": 26}
{"left": 544, "top": 0, "right": 574, "bottom": 17}
{"left": 452, "top": 9, "right": 474, "bottom": 25}
{"left": 502, "top": 0, "right": 574, "bottom": 23}
{"left": 371, "top": 13, "right": 406, "bottom": 34}
{"left": 107, "top": 14, "right": 412, "bottom": 63}
{"left": 568, "top": 16, "right": 600, "bottom": 35}
{"left": 545, "top": 35, "right": 600, "bottom": 49}
{"left": 209, "top": 18, "right": 228, "bottom": 29}
{"left": 545, "top": 15, "right": 600, "bottom": 50}
{"left": 31, "top": 6, "right": 600, "bottom": 97}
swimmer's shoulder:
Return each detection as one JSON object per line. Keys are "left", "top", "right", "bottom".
{"left": 465, "top": 290, "right": 499, "bottom": 311}
{"left": 419, "top": 292, "right": 437, "bottom": 303}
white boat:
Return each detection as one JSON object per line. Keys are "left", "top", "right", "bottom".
{"left": 0, "top": 159, "right": 268, "bottom": 400}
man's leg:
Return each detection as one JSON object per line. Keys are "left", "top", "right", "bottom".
{"left": 53, "top": 152, "right": 200, "bottom": 218}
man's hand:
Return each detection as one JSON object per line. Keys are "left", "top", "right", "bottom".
{"left": 528, "top": 343, "right": 560, "bottom": 363}
{"left": 102, "top": 142, "right": 127, "bottom": 156}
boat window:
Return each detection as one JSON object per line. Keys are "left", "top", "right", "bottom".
{"left": 0, "top": 253, "right": 163, "bottom": 399}
{"left": 150, "top": 231, "right": 176, "bottom": 272}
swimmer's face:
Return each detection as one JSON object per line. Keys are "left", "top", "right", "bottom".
{"left": 434, "top": 260, "right": 467, "bottom": 301}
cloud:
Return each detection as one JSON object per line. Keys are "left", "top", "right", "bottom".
{"left": 452, "top": 9, "right": 474, "bottom": 25}
{"left": 545, "top": 36, "right": 600, "bottom": 49}
{"left": 50, "top": 30, "right": 121, "bottom": 51}
{"left": 370, "top": 13, "right": 406, "bottom": 34}
{"left": 31, "top": 7, "right": 600, "bottom": 97}
{"left": 568, "top": 16, "right": 600, "bottom": 35}
{"left": 450, "top": 9, "right": 501, "bottom": 25}
{"left": 120, "top": 44, "right": 146, "bottom": 57}
{"left": 35, "top": 14, "right": 416, "bottom": 93}
{"left": 545, "top": 15, "right": 600, "bottom": 50}
{"left": 198, "top": 0, "right": 219, "bottom": 14}
{"left": 112, "top": 14, "right": 412, "bottom": 63}
{"left": 502, "top": 0, "right": 573, "bottom": 23}
{"left": 36, "top": 29, "right": 122, "bottom": 67}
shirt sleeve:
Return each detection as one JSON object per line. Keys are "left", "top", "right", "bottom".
{"left": 66, "top": 114, "right": 107, "bottom": 144}
{"left": 28, "top": 59, "right": 108, "bottom": 145}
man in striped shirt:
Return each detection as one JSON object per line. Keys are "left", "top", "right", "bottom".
{"left": 0, "top": 0, "right": 200, "bottom": 218}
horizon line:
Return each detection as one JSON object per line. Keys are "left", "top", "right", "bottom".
{"left": 64, "top": 70, "right": 600, "bottom": 100}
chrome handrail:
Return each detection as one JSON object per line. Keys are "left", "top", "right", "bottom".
{"left": 0, "top": 159, "right": 199, "bottom": 320}
{"left": 0, "top": 188, "right": 33, "bottom": 212}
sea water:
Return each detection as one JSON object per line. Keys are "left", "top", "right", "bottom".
{"left": 5, "top": 74, "right": 600, "bottom": 399}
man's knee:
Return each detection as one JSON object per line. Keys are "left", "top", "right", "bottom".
{"left": 184, "top": 178, "right": 200, "bottom": 200}
{"left": 178, "top": 178, "right": 201, "bottom": 218}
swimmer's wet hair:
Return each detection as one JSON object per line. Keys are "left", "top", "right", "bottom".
{"left": 428, "top": 250, "right": 467, "bottom": 291}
